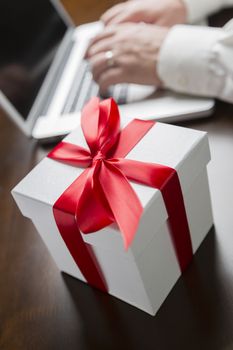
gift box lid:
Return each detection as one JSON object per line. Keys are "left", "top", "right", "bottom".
{"left": 12, "top": 117, "right": 210, "bottom": 256}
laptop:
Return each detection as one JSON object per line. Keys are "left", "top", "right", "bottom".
{"left": 0, "top": 0, "right": 214, "bottom": 142}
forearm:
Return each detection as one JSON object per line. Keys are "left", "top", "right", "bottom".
{"left": 158, "top": 23, "right": 233, "bottom": 103}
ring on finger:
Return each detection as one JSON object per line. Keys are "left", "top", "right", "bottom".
{"left": 105, "top": 50, "right": 115, "bottom": 68}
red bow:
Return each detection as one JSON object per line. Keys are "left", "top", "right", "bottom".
{"left": 48, "top": 98, "right": 193, "bottom": 291}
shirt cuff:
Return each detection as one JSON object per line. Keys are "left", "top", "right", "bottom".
{"left": 157, "top": 25, "right": 225, "bottom": 98}
{"left": 183, "top": 0, "right": 222, "bottom": 23}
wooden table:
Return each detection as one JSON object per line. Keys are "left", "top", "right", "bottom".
{"left": 1, "top": 2, "right": 233, "bottom": 349}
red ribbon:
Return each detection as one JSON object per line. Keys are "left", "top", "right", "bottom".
{"left": 48, "top": 97, "right": 193, "bottom": 292}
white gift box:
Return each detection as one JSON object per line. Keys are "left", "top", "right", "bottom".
{"left": 12, "top": 118, "right": 213, "bottom": 316}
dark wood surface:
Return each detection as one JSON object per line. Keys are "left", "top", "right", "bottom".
{"left": 1, "top": 2, "right": 233, "bottom": 349}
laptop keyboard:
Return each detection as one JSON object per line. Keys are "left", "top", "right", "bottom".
{"left": 41, "top": 38, "right": 76, "bottom": 116}
{"left": 62, "top": 60, "right": 128, "bottom": 114}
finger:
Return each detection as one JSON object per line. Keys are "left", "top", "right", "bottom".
{"left": 87, "top": 38, "right": 115, "bottom": 58}
{"left": 153, "top": 18, "right": 170, "bottom": 26}
{"left": 104, "top": 8, "right": 147, "bottom": 26}
{"left": 88, "top": 26, "right": 116, "bottom": 49}
{"left": 97, "top": 68, "right": 125, "bottom": 93}
{"left": 101, "top": 3, "right": 126, "bottom": 25}
{"left": 105, "top": 12, "right": 134, "bottom": 26}
{"left": 89, "top": 52, "right": 110, "bottom": 82}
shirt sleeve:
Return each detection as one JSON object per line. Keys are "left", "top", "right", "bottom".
{"left": 183, "top": 0, "right": 233, "bottom": 23}
{"left": 157, "top": 21, "right": 233, "bottom": 103}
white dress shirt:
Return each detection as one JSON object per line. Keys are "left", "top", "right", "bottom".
{"left": 158, "top": 0, "right": 233, "bottom": 103}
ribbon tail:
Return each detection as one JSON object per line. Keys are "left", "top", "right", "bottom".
{"left": 112, "top": 158, "right": 193, "bottom": 272}
{"left": 76, "top": 163, "right": 114, "bottom": 233}
{"left": 53, "top": 168, "right": 108, "bottom": 292}
{"left": 53, "top": 207, "right": 108, "bottom": 292}
{"left": 99, "top": 161, "right": 143, "bottom": 249}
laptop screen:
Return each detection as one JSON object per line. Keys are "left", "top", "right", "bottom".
{"left": 0, "top": 0, "right": 68, "bottom": 118}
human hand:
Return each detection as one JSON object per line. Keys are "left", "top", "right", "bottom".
{"left": 86, "top": 23, "right": 169, "bottom": 94}
{"left": 101, "top": 0, "right": 187, "bottom": 27}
